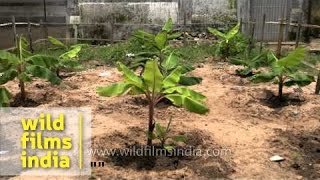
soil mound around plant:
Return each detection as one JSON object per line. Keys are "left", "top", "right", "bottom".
{"left": 92, "top": 127, "right": 235, "bottom": 179}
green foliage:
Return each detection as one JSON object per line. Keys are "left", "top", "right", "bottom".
{"left": 300, "top": 53, "right": 320, "bottom": 94}
{"left": 208, "top": 23, "right": 248, "bottom": 58}
{"left": 230, "top": 49, "right": 270, "bottom": 77}
{"left": 97, "top": 60, "right": 208, "bottom": 145}
{"left": 48, "top": 36, "right": 85, "bottom": 76}
{"left": 74, "top": 41, "right": 141, "bottom": 66}
{"left": 251, "top": 47, "right": 314, "bottom": 98}
{"left": 0, "top": 36, "right": 61, "bottom": 103}
{"left": 176, "top": 43, "right": 214, "bottom": 65}
{"left": 131, "top": 18, "right": 202, "bottom": 86}
{"left": 150, "top": 117, "right": 187, "bottom": 151}
{"left": 0, "top": 86, "right": 11, "bottom": 107}
{"left": 98, "top": 60, "right": 208, "bottom": 114}
{"left": 130, "top": 18, "right": 179, "bottom": 65}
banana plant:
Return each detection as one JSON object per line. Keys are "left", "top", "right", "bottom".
{"left": 48, "top": 36, "right": 84, "bottom": 77}
{"left": 0, "top": 36, "right": 61, "bottom": 103}
{"left": 251, "top": 47, "right": 314, "bottom": 99}
{"left": 97, "top": 60, "right": 208, "bottom": 146}
{"left": 208, "top": 23, "right": 242, "bottom": 58}
{"left": 230, "top": 51, "right": 270, "bottom": 77}
{"left": 150, "top": 117, "right": 187, "bottom": 151}
{"left": 299, "top": 55, "right": 320, "bottom": 94}
{"left": 131, "top": 18, "right": 202, "bottom": 86}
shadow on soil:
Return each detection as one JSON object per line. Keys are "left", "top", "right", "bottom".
{"left": 93, "top": 127, "right": 235, "bottom": 179}
{"left": 259, "top": 90, "right": 306, "bottom": 108}
{"left": 270, "top": 128, "right": 320, "bottom": 179}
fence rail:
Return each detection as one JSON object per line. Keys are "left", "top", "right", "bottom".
{"left": 1, "top": 16, "right": 319, "bottom": 52}
{"left": 0, "top": 15, "right": 238, "bottom": 49}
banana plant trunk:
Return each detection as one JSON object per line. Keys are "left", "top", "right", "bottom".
{"left": 316, "top": 71, "right": 320, "bottom": 95}
{"left": 147, "top": 102, "right": 155, "bottom": 146}
{"left": 56, "top": 69, "right": 61, "bottom": 78}
{"left": 19, "top": 80, "right": 26, "bottom": 101}
{"left": 278, "top": 76, "right": 284, "bottom": 100}
{"left": 18, "top": 65, "right": 26, "bottom": 101}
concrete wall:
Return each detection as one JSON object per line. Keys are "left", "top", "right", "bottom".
{"left": 0, "top": 0, "right": 235, "bottom": 48}
{"left": 78, "top": 0, "right": 235, "bottom": 24}
{"left": 77, "top": 0, "right": 235, "bottom": 41}
{"left": 0, "top": 0, "right": 68, "bottom": 23}
{"left": 79, "top": 1, "right": 179, "bottom": 24}
{"left": 192, "top": 0, "right": 236, "bottom": 23}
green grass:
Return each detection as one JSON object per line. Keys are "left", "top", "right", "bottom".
{"left": 35, "top": 40, "right": 215, "bottom": 67}
{"left": 175, "top": 43, "right": 215, "bottom": 65}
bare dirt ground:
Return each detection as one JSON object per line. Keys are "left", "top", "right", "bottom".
{"left": 2, "top": 61, "right": 320, "bottom": 180}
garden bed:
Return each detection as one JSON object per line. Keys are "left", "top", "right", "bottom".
{"left": 2, "top": 61, "right": 319, "bottom": 179}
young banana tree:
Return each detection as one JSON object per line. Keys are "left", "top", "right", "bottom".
{"left": 208, "top": 23, "right": 241, "bottom": 58}
{"left": 97, "top": 60, "right": 208, "bottom": 146}
{"left": 300, "top": 56, "right": 320, "bottom": 94}
{"left": 251, "top": 47, "right": 314, "bottom": 99}
{"left": 0, "top": 36, "right": 61, "bottom": 103}
{"left": 48, "top": 36, "right": 84, "bottom": 77}
{"left": 151, "top": 117, "right": 187, "bottom": 151}
{"left": 229, "top": 51, "right": 270, "bottom": 77}
{"left": 132, "top": 18, "right": 202, "bottom": 86}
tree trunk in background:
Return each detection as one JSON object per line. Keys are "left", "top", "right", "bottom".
{"left": 316, "top": 72, "right": 320, "bottom": 94}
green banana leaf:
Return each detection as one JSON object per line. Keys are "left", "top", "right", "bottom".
{"left": 163, "top": 67, "right": 182, "bottom": 88}
{"left": 278, "top": 47, "right": 306, "bottom": 68}
{"left": 165, "top": 94, "right": 209, "bottom": 114}
{"left": 48, "top": 36, "right": 67, "bottom": 49}
{"left": 0, "top": 69, "right": 18, "bottom": 85}
{"left": 208, "top": 27, "right": 227, "bottom": 39}
{"left": 284, "top": 73, "right": 314, "bottom": 86}
{"left": 163, "top": 86, "right": 206, "bottom": 101}
{"left": 161, "top": 52, "right": 179, "bottom": 70}
{"left": 179, "top": 76, "right": 203, "bottom": 86}
{"left": 155, "top": 31, "right": 168, "bottom": 50}
{"left": 117, "top": 62, "right": 143, "bottom": 88}
{"left": 143, "top": 60, "right": 164, "bottom": 93}
{"left": 162, "top": 18, "right": 173, "bottom": 33}
{"left": 97, "top": 83, "right": 133, "bottom": 97}
{"left": 226, "top": 23, "right": 240, "bottom": 41}
{"left": 251, "top": 72, "right": 276, "bottom": 83}
{"left": 60, "top": 45, "right": 82, "bottom": 60}
{"left": 0, "top": 50, "right": 20, "bottom": 65}
{"left": 0, "top": 87, "right": 11, "bottom": 107}
{"left": 26, "top": 65, "right": 61, "bottom": 85}
{"left": 28, "top": 55, "right": 59, "bottom": 68}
